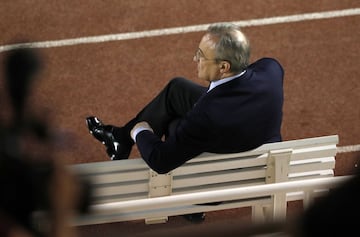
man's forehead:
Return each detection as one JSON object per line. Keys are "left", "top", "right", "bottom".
{"left": 199, "top": 33, "right": 217, "bottom": 49}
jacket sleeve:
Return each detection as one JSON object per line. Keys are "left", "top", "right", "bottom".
{"left": 135, "top": 108, "right": 214, "bottom": 174}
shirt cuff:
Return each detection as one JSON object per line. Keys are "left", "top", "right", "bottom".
{"left": 131, "top": 126, "right": 153, "bottom": 142}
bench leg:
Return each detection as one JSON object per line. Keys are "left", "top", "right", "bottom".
{"left": 252, "top": 205, "right": 266, "bottom": 223}
{"left": 303, "top": 190, "right": 315, "bottom": 209}
{"left": 272, "top": 192, "right": 287, "bottom": 221}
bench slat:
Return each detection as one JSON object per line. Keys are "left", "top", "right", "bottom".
{"left": 190, "top": 135, "right": 338, "bottom": 162}
{"left": 93, "top": 193, "right": 149, "bottom": 204}
{"left": 88, "top": 170, "right": 149, "bottom": 184}
{"left": 289, "top": 170, "right": 334, "bottom": 180}
{"left": 173, "top": 169, "right": 266, "bottom": 189}
{"left": 73, "top": 197, "right": 272, "bottom": 226}
{"left": 72, "top": 158, "right": 148, "bottom": 173}
{"left": 290, "top": 145, "right": 337, "bottom": 161}
{"left": 173, "top": 156, "right": 267, "bottom": 176}
{"left": 93, "top": 182, "right": 149, "bottom": 197}
{"left": 172, "top": 179, "right": 266, "bottom": 195}
{"left": 289, "top": 157, "right": 335, "bottom": 173}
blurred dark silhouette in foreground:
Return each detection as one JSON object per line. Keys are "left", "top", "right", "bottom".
{"left": 0, "top": 47, "right": 91, "bottom": 237}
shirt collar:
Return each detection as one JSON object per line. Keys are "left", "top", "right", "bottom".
{"left": 208, "top": 70, "right": 246, "bottom": 92}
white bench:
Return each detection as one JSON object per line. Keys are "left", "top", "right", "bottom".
{"left": 72, "top": 135, "right": 339, "bottom": 226}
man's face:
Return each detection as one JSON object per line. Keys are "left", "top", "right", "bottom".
{"left": 194, "top": 33, "right": 221, "bottom": 83}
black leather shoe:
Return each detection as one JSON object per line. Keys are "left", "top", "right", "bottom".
{"left": 86, "top": 116, "right": 132, "bottom": 160}
{"left": 86, "top": 116, "right": 109, "bottom": 144}
{"left": 182, "top": 212, "right": 205, "bottom": 223}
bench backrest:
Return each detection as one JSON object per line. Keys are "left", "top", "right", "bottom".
{"left": 72, "top": 135, "right": 338, "bottom": 225}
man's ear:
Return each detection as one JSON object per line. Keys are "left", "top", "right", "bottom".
{"left": 220, "top": 61, "right": 231, "bottom": 73}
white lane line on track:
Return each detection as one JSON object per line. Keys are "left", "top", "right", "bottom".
{"left": 337, "top": 145, "right": 360, "bottom": 154}
{"left": 1, "top": 8, "right": 359, "bottom": 53}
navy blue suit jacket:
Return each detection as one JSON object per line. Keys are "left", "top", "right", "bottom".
{"left": 136, "top": 58, "right": 284, "bottom": 173}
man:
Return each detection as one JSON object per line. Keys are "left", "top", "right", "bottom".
{"left": 86, "top": 22, "right": 284, "bottom": 221}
